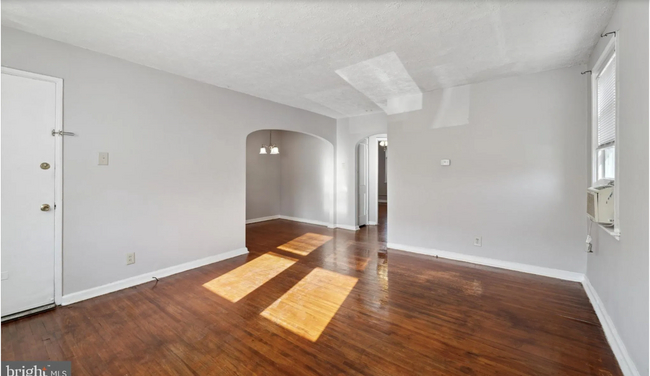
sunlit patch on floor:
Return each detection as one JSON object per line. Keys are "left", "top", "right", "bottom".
{"left": 203, "top": 252, "right": 297, "bottom": 302}
{"left": 277, "top": 233, "right": 333, "bottom": 256}
{"left": 261, "top": 267, "right": 358, "bottom": 342}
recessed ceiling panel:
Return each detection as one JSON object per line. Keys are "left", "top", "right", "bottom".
{"left": 305, "top": 87, "right": 383, "bottom": 118}
{"left": 336, "top": 51, "right": 422, "bottom": 114}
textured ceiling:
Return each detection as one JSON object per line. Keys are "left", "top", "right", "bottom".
{"left": 2, "top": 0, "right": 616, "bottom": 119}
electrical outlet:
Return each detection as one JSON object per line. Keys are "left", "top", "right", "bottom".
{"left": 126, "top": 252, "right": 135, "bottom": 265}
{"left": 473, "top": 237, "right": 482, "bottom": 247}
{"left": 441, "top": 159, "right": 451, "bottom": 166}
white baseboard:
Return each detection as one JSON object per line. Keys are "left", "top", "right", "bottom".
{"left": 386, "top": 243, "right": 584, "bottom": 282}
{"left": 278, "top": 215, "right": 334, "bottom": 228}
{"left": 368, "top": 221, "right": 378, "bottom": 225}
{"left": 280, "top": 215, "right": 360, "bottom": 231}
{"left": 61, "top": 247, "right": 249, "bottom": 306}
{"left": 246, "top": 215, "right": 280, "bottom": 224}
{"left": 248, "top": 214, "right": 358, "bottom": 231}
{"left": 335, "top": 224, "right": 359, "bottom": 231}
{"left": 582, "top": 277, "right": 640, "bottom": 376}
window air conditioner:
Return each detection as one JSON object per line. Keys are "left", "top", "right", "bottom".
{"left": 587, "top": 179, "right": 614, "bottom": 225}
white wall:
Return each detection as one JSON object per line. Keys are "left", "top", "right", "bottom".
{"left": 280, "top": 131, "right": 334, "bottom": 224}
{"left": 585, "top": 1, "right": 649, "bottom": 374}
{"left": 388, "top": 66, "right": 589, "bottom": 274}
{"left": 246, "top": 130, "right": 282, "bottom": 220}
{"left": 336, "top": 113, "right": 387, "bottom": 228}
{"left": 1, "top": 27, "right": 336, "bottom": 295}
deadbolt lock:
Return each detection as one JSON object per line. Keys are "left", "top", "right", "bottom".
{"left": 41, "top": 204, "right": 51, "bottom": 212}
{"left": 40, "top": 162, "right": 50, "bottom": 170}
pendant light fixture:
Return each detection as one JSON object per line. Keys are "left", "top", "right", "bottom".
{"left": 379, "top": 140, "right": 388, "bottom": 151}
{"left": 259, "top": 130, "right": 280, "bottom": 155}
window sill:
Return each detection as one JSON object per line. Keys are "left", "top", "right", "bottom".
{"left": 598, "top": 224, "right": 620, "bottom": 241}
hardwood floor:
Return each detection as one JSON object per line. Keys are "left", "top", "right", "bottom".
{"left": 2, "top": 203, "right": 621, "bottom": 375}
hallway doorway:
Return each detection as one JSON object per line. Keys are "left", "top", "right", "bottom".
{"left": 355, "top": 134, "right": 387, "bottom": 240}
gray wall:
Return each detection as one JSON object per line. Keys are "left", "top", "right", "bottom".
{"left": 378, "top": 144, "right": 387, "bottom": 201}
{"left": 388, "top": 66, "right": 588, "bottom": 274}
{"left": 586, "top": 1, "right": 649, "bottom": 374}
{"left": 280, "top": 131, "right": 334, "bottom": 224}
{"left": 2, "top": 27, "right": 336, "bottom": 295}
{"left": 246, "top": 130, "right": 282, "bottom": 219}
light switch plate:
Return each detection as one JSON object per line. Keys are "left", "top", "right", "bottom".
{"left": 441, "top": 159, "right": 451, "bottom": 166}
{"left": 99, "top": 152, "right": 109, "bottom": 165}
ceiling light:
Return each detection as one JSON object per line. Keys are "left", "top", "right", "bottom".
{"left": 260, "top": 130, "right": 279, "bottom": 155}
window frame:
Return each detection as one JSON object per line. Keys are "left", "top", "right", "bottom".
{"left": 590, "top": 35, "right": 620, "bottom": 237}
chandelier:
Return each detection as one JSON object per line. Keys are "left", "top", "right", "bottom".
{"left": 259, "top": 130, "right": 279, "bottom": 155}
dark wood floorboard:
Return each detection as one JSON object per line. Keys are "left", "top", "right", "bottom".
{"left": 2, "top": 204, "right": 622, "bottom": 375}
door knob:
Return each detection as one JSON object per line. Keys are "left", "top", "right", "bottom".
{"left": 40, "top": 204, "right": 51, "bottom": 212}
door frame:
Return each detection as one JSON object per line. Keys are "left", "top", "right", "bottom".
{"left": 375, "top": 136, "right": 387, "bottom": 224}
{"left": 355, "top": 138, "right": 369, "bottom": 227}
{"left": 354, "top": 134, "right": 386, "bottom": 227}
{"left": 2, "top": 67, "right": 64, "bottom": 305}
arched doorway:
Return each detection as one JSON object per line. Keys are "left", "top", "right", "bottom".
{"left": 244, "top": 129, "right": 335, "bottom": 231}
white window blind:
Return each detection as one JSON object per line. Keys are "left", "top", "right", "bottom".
{"left": 596, "top": 53, "right": 616, "bottom": 148}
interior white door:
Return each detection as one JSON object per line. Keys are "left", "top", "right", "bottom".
{"left": 1, "top": 72, "right": 57, "bottom": 316}
{"left": 357, "top": 139, "right": 369, "bottom": 227}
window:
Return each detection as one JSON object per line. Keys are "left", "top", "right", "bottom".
{"left": 595, "top": 51, "right": 616, "bottom": 181}
{"left": 591, "top": 35, "right": 619, "bottom": 236}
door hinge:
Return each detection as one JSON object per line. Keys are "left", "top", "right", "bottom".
{"left": 51, "top": 129, "right": 76, "bottom": 137}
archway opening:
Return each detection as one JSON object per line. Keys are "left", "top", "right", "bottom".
{"left": 244, "top": 129, "right": 335, "bottom": 234}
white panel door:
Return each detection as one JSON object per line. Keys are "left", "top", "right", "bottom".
{"left": 1, "top": 72, "right": 57, "bottom": 316}
{"left": 357, "top": 139, "right": 369, "bottom": 227}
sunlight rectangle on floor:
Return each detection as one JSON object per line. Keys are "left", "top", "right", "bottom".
{"left": 277, "top": 233, "right": 333, "bottom": 256}
{"left": 203, "top": 252, "right": 297, "bottom": 302}
{"left": 260, "top": 267, "right": 358, "bottom": 341}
